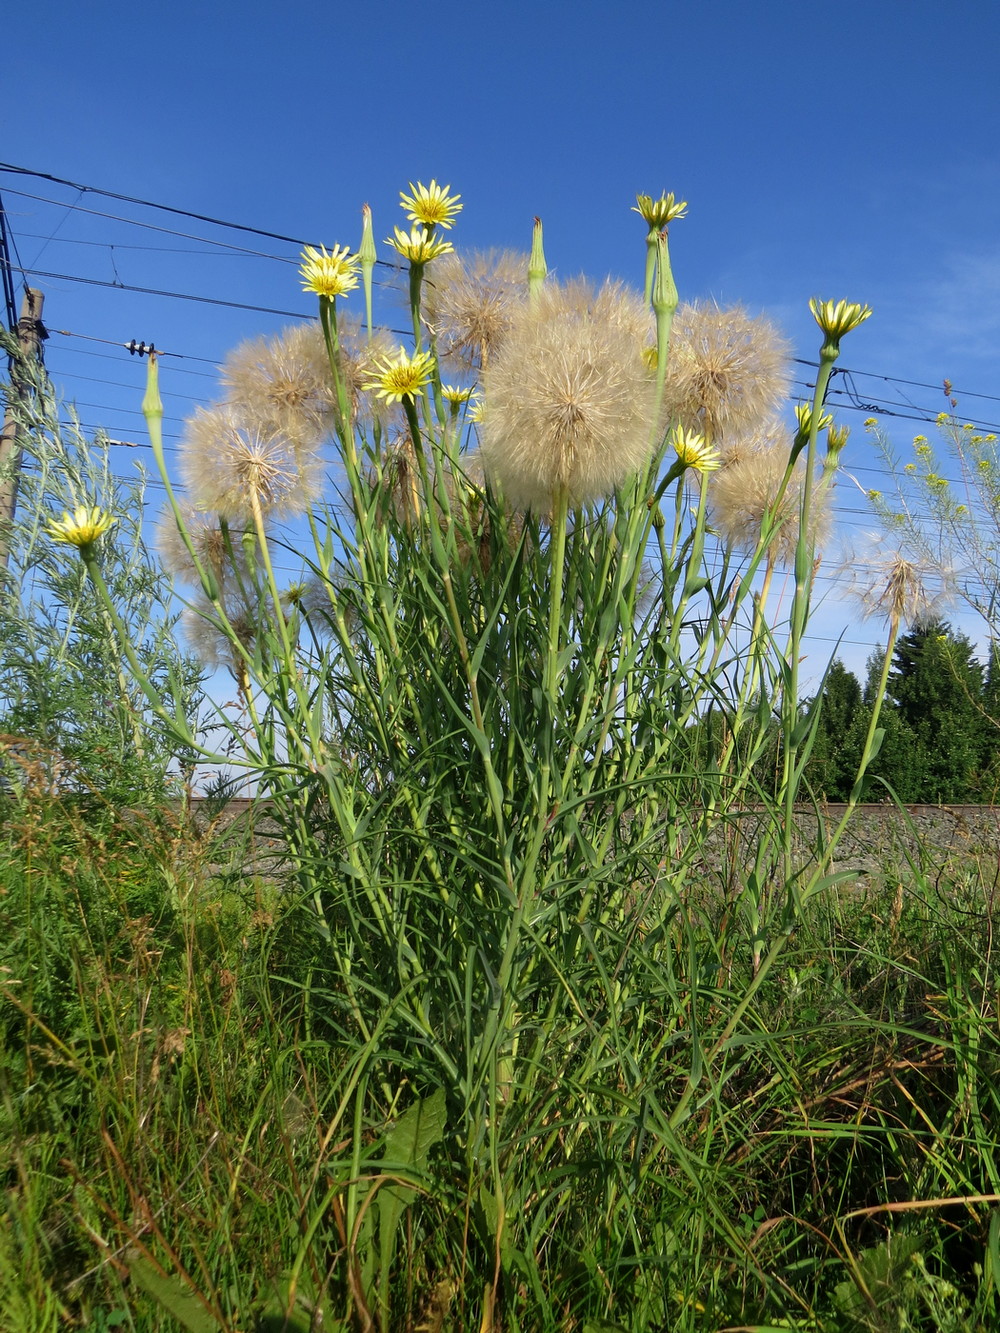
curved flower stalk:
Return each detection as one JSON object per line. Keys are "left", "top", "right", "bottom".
{"left": 777, "top": 299, "right": 871, "bottom": 888}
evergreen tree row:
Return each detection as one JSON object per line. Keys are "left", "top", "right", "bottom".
{"left": 807, "top": 621, "right": 1000, "bottom": 803}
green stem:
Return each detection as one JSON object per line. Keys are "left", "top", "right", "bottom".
{"left": 780, "top": 348, "right": 839, "bottom": 877}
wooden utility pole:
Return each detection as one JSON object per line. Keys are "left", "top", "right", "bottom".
{"left": 0, "top": 287, "right": 46, "bottom": 569}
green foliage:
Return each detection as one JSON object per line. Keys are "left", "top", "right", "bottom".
{"left": 4, "top": 803, "right": 1000, "bottom": 1329}
{"left": 0, "top": 333, "right": 203, "bottom": 803}
{"left": 888, "top": 621, "right": 990, "bottom": 801}
{"left": 807, "top": 628, "right": 997, "bottom": 803}
{"left": 805, "top": 658, "right": 864, "bottom": 798}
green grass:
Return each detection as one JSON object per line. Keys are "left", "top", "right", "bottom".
{"left": 3, "top": 794, "right": 999, "bottom": 1332}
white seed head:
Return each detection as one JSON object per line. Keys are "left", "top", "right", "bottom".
{"left": 480, "top": 279, "right": 656, "bottom": 511}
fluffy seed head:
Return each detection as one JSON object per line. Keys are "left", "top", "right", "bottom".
{"left": 156, "top": 505, "right": 252, "bottom": 595}
{"left": 421, "top": 248, "right": 528, "bottom": 371}
{"left": 181, "top": 591, "right": 259, "bottom": 674}
{"left": 480, "top": 279, "right": 656, "bottom": 511}
{"left": 710, "top": 429, "right": 830, "bottom": 564}
{"left": 663, "top": 302, "right": 791, "bottom": 443}
{"left": 843, "top": 538, "right": 953, "bottom": 626}
{"left": 220, "top": 323, "right": 336, "bottom": 448}
{"left": 180, "top": 405, "right": 324, "bottom": 521}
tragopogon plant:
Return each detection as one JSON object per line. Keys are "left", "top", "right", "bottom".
{"left": 64, "top": 181, "right": 873, "bottom": 1328}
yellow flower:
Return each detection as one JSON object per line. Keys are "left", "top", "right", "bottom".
{"left": 826, "top": 423, "right": 850, "bottom": 452}
{"left": 299, "top": 244, "right": 360, "bottom": 298}
{"left": 671, "top": 425, "right": 721, "bottom": 473}
{"left": 864, "top": 417, "right": 878, "bottom": 428}
{"left": 633, "top": 192, "right": 688, "bottom": 228}
{"left": 363, "top": 346, "right": 436, "bottom": 403}
{"left": 399, "top": 179, "right": 463, "bottom": 230}
{"left": 809, "top": 298, "right": 872, "bottom": 340}
{"left": 441, "top": 383, "right": 477, "bottom": 406}
{"left": 793, "top": 402, "right": 834, "bottom": 436}
{"left": 386, "top": 226, "right": 454, "bottom": 265}
{"left": 46, "top": 505, "right": 116, "bottom": 549}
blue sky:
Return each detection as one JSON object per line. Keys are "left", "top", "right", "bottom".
{"left": 5, "top": 0, "right": 1000, "bottom": 687}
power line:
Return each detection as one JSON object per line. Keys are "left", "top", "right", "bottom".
{"left": 4, "top": 185, "right": 304, "bottom": 264}
{"left": 4, "top": 262, "right": 313, "bottom": 319}
{"left": 5, "top": 161, "right": 997, "bottom": 425}
{"left": 0, "top": 162, "right": 332, "bottom": 249}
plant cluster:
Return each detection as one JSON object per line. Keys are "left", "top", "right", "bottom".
{"left": 0, "top": 338, "right": 203, "bottom": 805}
{"left": 9, "top": 180, "right": 998, "bottom": 1331}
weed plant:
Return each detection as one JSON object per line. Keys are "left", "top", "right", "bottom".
{"left": 3, "top": 186, "right": 999, "bottom": 1330}
{"left": 0, "top": 337, "right": 203, "bottom": 803}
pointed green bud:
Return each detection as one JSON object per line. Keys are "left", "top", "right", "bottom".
{"left": 359, "top": 203, "right": 377, "bottom": 339}
{"left": 528, "top": 216, "right": 547, "bottom": 302}
{"left": 652, "top": 230, "right": 679, "bottom": 376}
{"left": 141, "top": 352, "right": 163, "bottom": 424}
{"left": 142, "top": 353, "right": 166, "bottom": 475}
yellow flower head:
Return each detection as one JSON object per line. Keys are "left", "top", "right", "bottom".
{"left": 826, "top": 422, "right": 850, "bottom": 452}
{"left": 399, "top": 179, "right": 463, "bottom": 230}
{"left": 809, "top": 298, "right": 872, "bottom": 341}
{"left": 441, "top": 383, "right": 477, "bottom": 406}
{"left": 299, "top": 244, "right": 360, "bottom": 299}
{"left": 387, "top": 225, "right": 454, "bottom": 265}
{"left": 46, "top": 505, "right": 116, "bottom": 550}
{"left": 793, "top": 402, "right": 834, "bottom": 436}
{"left": 671, "top": 425, "right": 721, "bottom": 473}
{"left": 633, "top": 192, "right": 688, "bottom": 229}
{"left": 363, "top": 346, "right": 437, "bottom": 404}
